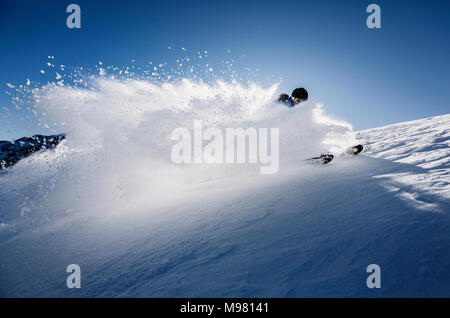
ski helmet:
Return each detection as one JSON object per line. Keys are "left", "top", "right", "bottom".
{"left": 291, "top": 88, "right": 308, "bottom": 105}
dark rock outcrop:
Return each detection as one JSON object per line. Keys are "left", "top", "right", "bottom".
{"left": 0, "top": 134, "right": 65, "bottom": 170}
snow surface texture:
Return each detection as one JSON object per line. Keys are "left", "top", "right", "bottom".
{"left": 0, "top": 78, "right": 449, "bottom": 297}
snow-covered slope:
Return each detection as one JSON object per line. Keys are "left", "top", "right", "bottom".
{"left": 1, "top": 114, "right": 449, "bottom": 297}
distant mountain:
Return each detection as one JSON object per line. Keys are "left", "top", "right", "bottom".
{"left": 0, "top": 134, "right": 65, "bottom": 170}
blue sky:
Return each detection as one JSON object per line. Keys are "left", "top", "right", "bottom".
{"left": 1, "top": 0, "right": 449, "bottom": 140}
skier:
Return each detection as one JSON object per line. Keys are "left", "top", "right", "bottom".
{"left": 277, "top": 87, "right": 363, "bottom": 164}
{"left": 277, "top": 87, "right": 308, "bottom": 107}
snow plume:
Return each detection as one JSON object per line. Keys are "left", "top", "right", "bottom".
{"left": 0, "top": 76, "right": 356, "bottom": 229}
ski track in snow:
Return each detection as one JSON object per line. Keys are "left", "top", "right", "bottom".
{"left": 1, "top": 115, "right": 450, "bottom": 297}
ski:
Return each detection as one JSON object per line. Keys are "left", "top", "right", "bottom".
{"left": 309, "top": 144, "right": 363, "bottom": 165}
{"left": 345, "top": 144, "right": 364, "bottom": 156}
{"left": 310, "top": 154, "right": 334, "bottom": 164}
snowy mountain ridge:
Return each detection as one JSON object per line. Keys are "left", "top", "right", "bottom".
{"left": 358, "top": 114, "right": 450, "bottom": 203}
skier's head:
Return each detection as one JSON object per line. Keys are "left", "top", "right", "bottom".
{"left": 277, "top": 93, "right": 290, "bottom": 103}
{"left": 291, "top": 88, "right": 308, "bottom": 105}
